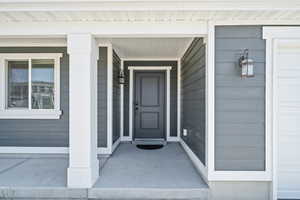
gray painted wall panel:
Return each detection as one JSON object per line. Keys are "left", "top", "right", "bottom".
{"left": 112, "top": 51, "right": 121, "bottom": 143}
{"left": 98, "top": 47, "right": 108, "bottom": 147}
{"left": 215, "top": 26, "right": 265, "bottom": 171}
{"left": 216, "top": 39, "right": 265, "bottom": 50}
{"left": 0, "top": 47, "right": 113, "bottom": 148}
{"left": 181, "top": 38, "right": 206, "bottom": 165}
{"left": 0, "top": 47, "right": 69, "bottom": 147}
{"left": 123, "top": 61, "right": 178, "bottom": 137}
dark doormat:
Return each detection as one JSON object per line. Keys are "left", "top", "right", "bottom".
{"left": 136, "top": 144, "right": 164, "bottom": 150}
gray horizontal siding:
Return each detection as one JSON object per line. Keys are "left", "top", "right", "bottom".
{"left": 123, "top": 61, "right": 178, "bottom": 137}
{"left": 181, "top": 38, "right": 206, "bottom": 165}
{"left": 0, "top": 47, "right": 69, "bottom": 147}
{"left": 215, "top": 26, "right": 266, "bottom": 171}
{"left": 0, "top": 47, "right": 111, "bottom": 148}
{"left": 98, "top": 47, "right": 108, "bottom": 147}
{"left": 112, "top": 50, "right": 121, "bottom": 143}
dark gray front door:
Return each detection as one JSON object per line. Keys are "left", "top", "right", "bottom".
{"left": 134, "top": 71, "right": 165, "bottom": 140}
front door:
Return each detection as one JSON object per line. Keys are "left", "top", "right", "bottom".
{"left": 134, "top": 71, "right": 165, "bottom": 140}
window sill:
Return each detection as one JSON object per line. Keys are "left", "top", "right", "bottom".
{"left": 0, "top": 110, "right": 62, "bottom": 119}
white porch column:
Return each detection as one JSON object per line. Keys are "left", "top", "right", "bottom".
{"left": 67, "top": 34, "right": 99, "bottom": 188}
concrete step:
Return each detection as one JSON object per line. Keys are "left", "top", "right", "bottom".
{"left": 88, "top": 187, "right": 209, "bottom": 200}
{"left": 0, "top": 187, "right": 209, "bottom": 200}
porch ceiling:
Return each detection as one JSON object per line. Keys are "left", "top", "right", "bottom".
{"left": 105, "top": 38, "right": 193, "bottom": 59}
{"left": 0, "top": 10, "right": 300, "bottom": 23}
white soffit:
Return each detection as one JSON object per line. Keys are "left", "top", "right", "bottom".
{"left": 0, "top": 37, "right": 193, "bottom": 59}
{"left": 103, "top": 38, "right": 193, "bottom": 59}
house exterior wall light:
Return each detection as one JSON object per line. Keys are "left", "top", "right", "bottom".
{"left": 239, "top": 49, "right": 254, "bottom": 78}
{"left": 118, "top": 70, "right": 125, "bottom": 85}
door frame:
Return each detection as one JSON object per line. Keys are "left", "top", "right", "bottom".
{"left": 128, "top": 66, "right": 172, "bottom": 142}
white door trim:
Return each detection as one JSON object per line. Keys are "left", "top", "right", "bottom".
{"left": 263, "top": 26, "right": 300, "bottom": 200}
{"left": 128, "top": 66, "right": 172, "bottom": 141}
{"left": 120, "top": 59, "right": 125, "bottom": 142}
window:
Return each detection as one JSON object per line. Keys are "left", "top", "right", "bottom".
{"left": 0, "top": 54, "right": 62, "bottom": 119}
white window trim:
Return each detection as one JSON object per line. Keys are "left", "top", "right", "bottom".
{"left": 0, "top": 53, "right": 63, "bottom": 119}
{"left": 128, "top": 66, "right": 172, "bottom": 141}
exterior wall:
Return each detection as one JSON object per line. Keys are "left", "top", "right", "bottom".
{"left": 215, "top": 26, "right": 266, "bottom": 171}
{"left": 112, "top": 50, "right": 121, "bottom": 143}
{"left": 0, "top": 47, "right": 69, "bottom": 147}
{"left": 0, "top": 47, "right": 109, "bottom": 148}
{"left": 181, "top": 38, "right": 206, "bottom": 165}
{"left": 123, "top": 60, "right": 178, "bottom": 137}
{"left": 98, "top": 47, "right": 108, "bottom": 147}
{"left": 209, "top": 181, "right": 271, "bottom": 200}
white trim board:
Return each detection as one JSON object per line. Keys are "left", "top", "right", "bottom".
{"left": 0, "top": 21, "right": 207, "bottom": 37}
{"left": 203, "top": 36, "right": 209, "bottom": 173}
{"left": 96, "top": 43, "right": 115, "bottom": 155}
{"left": 207, "top": 21, "right": 216, "bottom": 181}
{"left": 98, "top": 147, "right": 110, "bottom": 155}
{"left": 1, "top": 2, "right": 300, "bottom": 12}
{"left": 128, "top": 66, "right": 172, "bottom": 70}
{"left": 120, "top": 59, "right": 125, "bottom": 142}
{"left": 121, "top": 137, "right": 132, "bottom": 142}
{"left": 107, "top": 43, "right": 113, "bottom": 154}
{"left": 263, "top": 26, "right": 300, "bottom": 200}
{"left": 177, "top": 58, "right": 182, "bottom": 140}
{"left": 0, "top": 38, "right": 67, "bottom": 47}
{"left": 167, "top": 137, "right": 180, "bottom": 142}
{"left": 0, "top": 147, "right": 68, "bottom": 154}
{"left": 123, "top": 58, "right": 180, "bottom": 61}
{"left": 98, "top": 138, "right": 121, "bottom": 155}
{"left": 128, "top": 66, "right": 172, "bottom": 141}
{"left": 0, "top": 147, "right": 119, "bottom": 155}
{"left": 112, "top": 138, "right": 121, "bottom": 154}
{"left": 180, "top": 138, "right": 208, "bottom": 184}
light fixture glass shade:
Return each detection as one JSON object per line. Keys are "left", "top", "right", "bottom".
{"left": 240, "top": 59, "right": 254, "bottom": 78}
{"left": 118, "top": 70, "right": 125, "bottom": 84}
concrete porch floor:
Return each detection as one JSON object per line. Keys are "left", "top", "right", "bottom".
{"left": 0, "top": 143, "right": 209, "bottom": 199}
{"left": 95, "top": 143, "right": 207, "bottom": 188}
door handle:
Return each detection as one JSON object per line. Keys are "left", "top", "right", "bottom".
{"left": 134, "top": 102, "right": 139, "bottom": 111}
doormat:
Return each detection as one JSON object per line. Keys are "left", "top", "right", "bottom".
{"left": 136, "top": 144, "right": 164, "bottom": 150}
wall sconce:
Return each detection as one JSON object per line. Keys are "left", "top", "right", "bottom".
{"left": 239, "top": 49, "right": 254, "bottom": 78}
{"left": 118, "top": 70, "right": 125, "bottom": 85}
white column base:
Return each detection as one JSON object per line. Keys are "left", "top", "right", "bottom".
{"left": 67, "top": 163, "right": 99, "bottom": 188}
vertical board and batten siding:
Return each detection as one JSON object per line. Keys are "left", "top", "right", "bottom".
{"left": 181, "top": 38, "right": 206, "bottom": 165}
{"left": 112, "top": 50, "right": 121, "bottom": 143}
{"left": 123, "top": 61, "right": 178, "bottom": 137}
{"left": 215, "top": 26, "right": 266, "bottom": 171}
{"left": 98, "top": 47, "right": 108, "bottom": 147}
{"left": 0, "top": 47, "right": 69, "bottom": 147}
